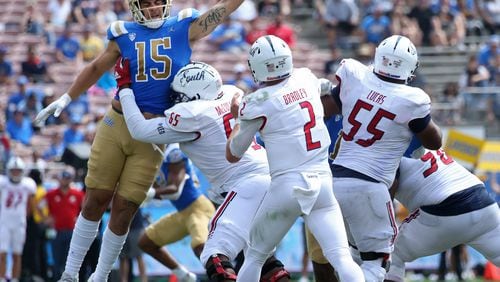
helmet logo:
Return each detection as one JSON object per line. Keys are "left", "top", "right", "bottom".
{"left": 179, "top": 70, "right": 205, "bottom": 86}
{"left": 250, "top": 46, "right": 260, "bottom": 56}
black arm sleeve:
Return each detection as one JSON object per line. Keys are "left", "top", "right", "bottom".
{"left": 408, "top": 114, "right": 431, "bottom": 133}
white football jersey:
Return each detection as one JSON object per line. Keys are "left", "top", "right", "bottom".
{"left": 333, "top": 59, "right": 431, "bottom": 186}
{"left": 164, "top": 85, "right": 269, "bottom": 191}
{"left": 239, "top": 68, "right": 331, "bottom": 176}
{"left": 396, "top": 150, "right": 483, "bottom": 211}
{"left": 0, "top": 175, "right": 36, "bottom": 227}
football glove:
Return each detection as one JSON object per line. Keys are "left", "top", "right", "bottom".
{"left": 34, "top": 93, "right": 72, "bottom": 126}
{"left": 114, "top": 57, "right": 132, "bottom": 89}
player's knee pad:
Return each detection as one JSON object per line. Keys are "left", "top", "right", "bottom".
{"left": 360, "top": 252, "right": 391, "bottom": 282}
{"left": 260, "top": 257, "right": 291, "bottom": 282}
{"left": 206, "top": 254, "right": 237, "bottom": 282}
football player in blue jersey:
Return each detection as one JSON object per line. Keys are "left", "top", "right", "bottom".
{"left": 138, "top": 144, "right": 215, "bottom": 282}
{"left": 34, "top": 0, "right": 248, "bottom": 281}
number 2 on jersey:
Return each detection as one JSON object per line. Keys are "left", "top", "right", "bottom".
{"left": 342, "top": 99, "right": 396, "bottom": 147}
{"left": 420, "top": 149, "right": 454, "bottom": 177}
{"left": 299, "top": 101, "right": 321, "bottom": 151}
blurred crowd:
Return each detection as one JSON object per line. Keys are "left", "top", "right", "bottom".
{"left": 0, "top": 0, "right": 498, "bottom": 280}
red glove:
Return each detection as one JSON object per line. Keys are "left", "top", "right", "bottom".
{"left": 114, "top": 57, "right": 131, "bottom": 89}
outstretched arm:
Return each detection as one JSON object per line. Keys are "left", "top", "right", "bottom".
{"left": 189, "top": 0, "right": 245, "bottom": 42}
{"left": 119, "top": 89, "right": 198, "bottom": 144}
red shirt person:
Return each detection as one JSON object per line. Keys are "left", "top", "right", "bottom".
{"left": 44, "top": 167, "right": 84, "bottom": 278}
{"left": 265, "top": 14, "right": 296, "bottom": 48}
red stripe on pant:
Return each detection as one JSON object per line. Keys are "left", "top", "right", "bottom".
{"left": 209, "top": 191, "right": 237, "bottom": 235}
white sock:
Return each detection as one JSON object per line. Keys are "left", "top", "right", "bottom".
{"left": 172, "top": 265, "right": 189, "bottom": 277}
{"left": 64, "top": 214, "right": 100, "bottom": 277}
{"left": 92, "top": 227, "right": 128, "bottom": 281}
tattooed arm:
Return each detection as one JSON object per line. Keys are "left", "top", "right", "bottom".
{"left": 188, "top": 0, "right": 244, "bottom": 43}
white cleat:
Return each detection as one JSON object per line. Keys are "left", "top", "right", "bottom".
{"left": 58, "top": 272, "right": 79, "bottom": 282}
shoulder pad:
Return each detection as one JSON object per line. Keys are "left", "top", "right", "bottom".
{"left": 177, "top": 8, "right": 199, "bottom": 21}
{"left": 164, "top": 102, "right": 203, "bottom": 132}
{"left": 240, "top": 89, "right": 268, "bottom": 120}
{"left": 107, "top": 21, "right": 128, "bottom": 39}
{"left": 222, "top": 84, "right": 244, "bottom": 97}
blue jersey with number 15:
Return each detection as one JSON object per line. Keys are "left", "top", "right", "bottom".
{"left": 107, "top": 8, "right": 200, "bottom": 114}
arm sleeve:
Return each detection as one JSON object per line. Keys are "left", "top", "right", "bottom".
{"left": 408, "top": 114, "right": 431, "bottom": 133}
{"left": 119, "top": 89, "right": 198, "bottom": 144}
{"left": 229, "top": 119, "right": 262, "bottom": 158}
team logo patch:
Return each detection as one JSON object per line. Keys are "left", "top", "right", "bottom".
{"left": 128, "top": 33, "right": 136, "bottom": 41}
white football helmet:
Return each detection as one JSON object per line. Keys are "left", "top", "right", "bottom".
{"left": 129, "top": 0, "right": 171, "bottom": 29}
{"left": 171, "top": 62, "right": 223, "bottom": 103}
{"left": 6, "top": 157, "right": 25, "bottom": 183}
{"left": 373, "top": 35, "right": 418, "bottom": 83}
{"left": 247, "top": 35, "right": 293, "bottom": 83}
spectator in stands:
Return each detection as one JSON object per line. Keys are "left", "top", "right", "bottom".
{"left": 430, "top": 1, "right": 466, "bottom": 47}
{"left": 390, "top": 2, "right": 422, "bottom": 46}
{"left": 6, "top": 76, "right": 32, "bottom": 121}
{"left": 323, "top": 45, "right": 342, "bottom": 81}
{"left": 43, "top": 167, "right": 84, "bottom": 279}
{"left": 80, "top": 25, "right": 104, "bottom": 62}
{"left": 18, "top": 92, "right": 43, "bottom": 124}
{"left": 112, "top": 0, "right": 130, "bottom": 20}
{"left": 0, "top": 121, "right": 10, "bottom": 174}
{"left": 477, "top": 35, "right": 499, "bottom": 68}
{"left": 94, "top": 1, "right": 118, "bottom": 35}
{"left": 22, "top": 168, "right": 49, "bottom": 281}
{"left": 71, "top": 0, "right": 99, "bottom": 25}
{"left": 314, "top": 0, "right": 359, "bottom": 47}
{"left": 231, "top": 0, "right": 258, "bottom": 22}
{"left": 119, "top": 210, "right": 148, "bottom": 282}
{"left": 408, "top": 0, "right": 435, "bottom": 46}
{"left": 360, "top": 3, "right": 391, "bottom": 45}
{"left": 436, "top": 82, "right": 463, "bottom": 125}
{"left": 226, "top": 63, "right": 257, "bottom": 92}
{"left": 47, "top": 0, "right": 72, "bottom": 29}
{"left": 6, "top": 108, "right": 33, "bottom": 146}
{"left": 460, "top": 55, "right": 491, "bottom": 88}
{"left": 0, "top": 45, "right": 13, "bottom": 85}
{"left": 487, "top": 52, "right": 499, "bottom": 86}
{"left": 258, "top": 0, "right": 283, "bottom": 18}
{"left": 65, "top": 93, "right": 90, "bottom": 123}
{"left": 208, "top": 17, "right": 248, "bottom": 53}
{"left": 22, "top": 44, "right": 54, "bottom": 84}
{"left": 55, "top": 26, "right": 83, "bottom": 64}
{"left": 475, "top": 0, "right": 500, "bottom": 34}
{"left": 63, "top": 117, "right": 85, "bottom": 145}
{"left": 43, "top": 132, "right": 66, "bottom": 161}
{"left": 265, "top": 14, "right": 296, "bottom": 48}
{"left": 22, "top": 3, "right": 54, "bottom": 44}
{"left": 245, "top": 18, "right": 267, "bottom": 45}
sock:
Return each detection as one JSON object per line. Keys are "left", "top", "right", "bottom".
{"left": 11, "top": 279, "right": 19, "bottom": 282}
{"left": 92, "top": 227, "right": 128, "bottom": 281}
{"left": 64, "top": 214, "right": 100, "bottom": 277}
{"left": 172, "top": 265, "right": 189, "bottom": 278}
